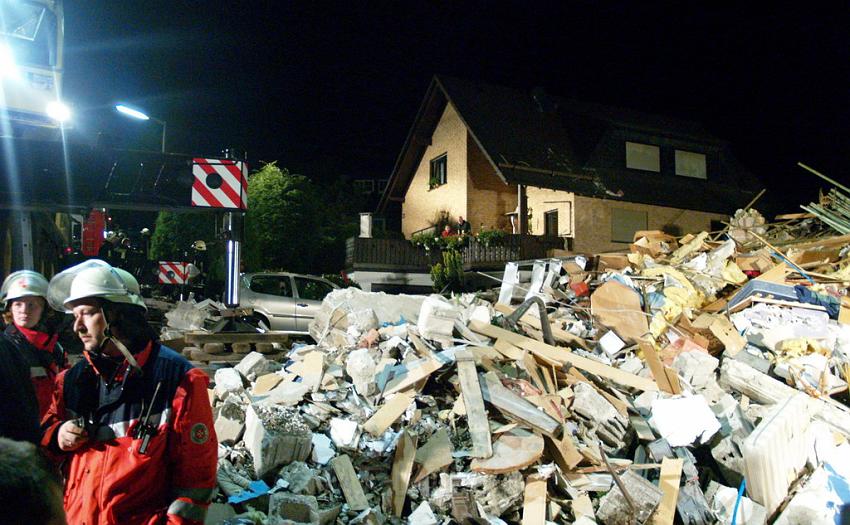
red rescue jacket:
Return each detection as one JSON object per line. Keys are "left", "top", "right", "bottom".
{"left": 41, "top": 342, "right": 218, "bottom": 525}
{"left": 4, "top": 323, "right": 65, "bottom": 419}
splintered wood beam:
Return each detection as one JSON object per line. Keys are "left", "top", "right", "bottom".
{"left": 391, "top": 431, "right": 417, "bottom": 517}
{"left": 522, "top": 477, "right": 547, "bottom": 525}
{"left": 362, "top": 390, "right": 416, "bottom": 436}
{"left": 470, "top": 321, "right": 659, "bottom": 392}
{"left": 455, "top": 349, "right": 492, "bottom": 458}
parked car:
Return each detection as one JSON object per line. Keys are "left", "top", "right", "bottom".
{"left": 239, "top": 272, "right": 339, "bottom": 333}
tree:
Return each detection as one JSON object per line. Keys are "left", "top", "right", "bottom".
{"left": 243, "top": 162, "right": 324, "bottom": 273}
{"left": 150, "top": 211, "right": 216, "bottom": 261}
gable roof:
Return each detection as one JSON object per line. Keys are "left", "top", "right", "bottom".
{"left": 378, "top": 75, "right": 759, "bottom": 214}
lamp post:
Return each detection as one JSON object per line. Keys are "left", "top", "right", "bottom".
{"left": 115, "top": 104, "right": 167, "bottom": 153}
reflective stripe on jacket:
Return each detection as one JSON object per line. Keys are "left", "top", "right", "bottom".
{"left": 41, "top": 343, "right": 217, "bottom": 525}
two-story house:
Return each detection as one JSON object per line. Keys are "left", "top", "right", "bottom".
{"left": 377, "top": 75, "right": 759, "bottom": 254}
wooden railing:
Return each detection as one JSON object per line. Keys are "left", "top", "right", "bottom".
{"left": 346, "top": 235, "right": 566, "bottom": 272}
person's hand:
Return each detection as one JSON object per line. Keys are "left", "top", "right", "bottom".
{"left": 58, "top": 420, "right": 88, "bottom": 451}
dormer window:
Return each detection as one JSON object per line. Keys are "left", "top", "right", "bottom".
{"left": 675, "top": 150, "right": 707, "bottom": 179}
{"left": 625, "top": 142, "right": 660, "bottom": 172}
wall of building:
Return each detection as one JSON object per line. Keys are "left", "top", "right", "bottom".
{"left": 402, "top": 103, "right": 468, "bottom": 238}
{"left": 466, "top": 136, "right": 516, "bottom": 233}
{"left": 573, "top": 195, "right": 725, "bottom": 253}
{"left": 526, "top": 187, "right": 576, "bottom": 236}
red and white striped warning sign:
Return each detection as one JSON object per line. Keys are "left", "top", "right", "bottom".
{"left": 158, "top": 261, "right": 189, "bottom": 285}
{"left": 191, "top": 158, "right": 248, "bottom": 210}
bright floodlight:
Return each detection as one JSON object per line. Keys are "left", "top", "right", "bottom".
{"left": 0, "top": 44, "right": 19, "bottom": 79}
{"left": 115, "top": 104, "right": 150, "bottom": 120}
{"left": 46, "top": 101, "right": 71, "bottom": 122}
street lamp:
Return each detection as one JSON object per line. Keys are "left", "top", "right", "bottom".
{"left": 115, "top": 104, "right": 167, "bottom": 153}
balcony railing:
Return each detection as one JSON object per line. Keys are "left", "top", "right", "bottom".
{"left": 346, "top": 234, "right": 566, "bottom": 272}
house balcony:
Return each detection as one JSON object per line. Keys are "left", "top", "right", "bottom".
{"left": 345, "top": 234, "right": 567, "bottom": 273}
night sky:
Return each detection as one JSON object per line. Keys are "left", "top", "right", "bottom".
{"left": 63, "top": 2, "right": 849, "bottom": 214}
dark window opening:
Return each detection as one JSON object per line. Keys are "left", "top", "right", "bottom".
{"left": 429, "top": 154, "right": 447, "bottom": 189}
{"left": 544, "top": 210, "right": 559, "bottom": 236}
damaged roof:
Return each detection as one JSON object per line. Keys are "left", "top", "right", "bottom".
{"left": 379, "top": 75, "right": 760, "bottom": 214}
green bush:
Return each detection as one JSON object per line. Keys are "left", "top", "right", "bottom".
{"left": 475, "top": 228, "right": 506, "bottom": 247}
{"left": 430, "top": 249, "right": 465, "bottom": 293}
{"left": 322, "top": 272, "right": 361, "bottom": 289}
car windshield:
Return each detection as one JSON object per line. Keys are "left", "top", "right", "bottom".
{"left": 294, "top": 277, "right": 333, "bottom": 301}
{"left": 249, "top": 275, "right": 293, "bottom": 297}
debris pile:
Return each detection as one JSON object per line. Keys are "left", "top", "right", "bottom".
{"left": 204, "top": 209, "right": 850, "bottom": 525}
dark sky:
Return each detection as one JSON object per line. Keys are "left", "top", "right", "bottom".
{"left": 63, "top": 2, "right": 849, "bottom": 212}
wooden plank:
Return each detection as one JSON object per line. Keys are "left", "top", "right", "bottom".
{"left": 522, "top": 352, "right": 549, "bottom": 392}
{"left": 391, "top": 431, "right": 417, "bottom": 517}
{"left": 522, "top": 477, "right": 547, "bottom": 525}
{"left": 455, "top": 349, "right": 493, "bottom": 458}
{"left": 471, "top": 321, "right": 659, "bottom": 392}
{"left": 408, "top": 331, "right": 438, "bottom": 359}
{"left": 301, "top": 351, "right": 325, "bottom": 392}
{"left": 494, "top": 338, "right": 525, "bottom": 361}
{"left": 709, "top": 315, "right": 746, "bottom": 356}
{"left": 383, "top": 356, "right": 444, "bottom": 395}
{"left": 545, "top": 434, "right": 583, "bottom": 471}
{"left": 639, "top": 341, "right": 681, "bottom": 395}
{"left": 330, "top": 455, "right": 369, "bottom": 511}
{"left": 650, "top": 458, "right": 683, "bottom": 525}
{"left": 362, "top": 390, "right": 416, "bottom": 436}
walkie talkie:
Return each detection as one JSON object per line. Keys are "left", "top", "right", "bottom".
{"left": 133, "top": 381, "right": 162, "bottom": 455}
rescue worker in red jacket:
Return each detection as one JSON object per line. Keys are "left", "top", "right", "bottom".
{"left": 41, "top": 262, "right": 217, "bottom": 525}
{"left": 1, "top": 270, "right": 67, "bottom": 419}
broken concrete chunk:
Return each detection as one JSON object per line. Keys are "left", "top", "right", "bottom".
{"left": 311, "top": 433, "right": 335, "bottom": 465}
{"left": 348, "top": 308, "right": 380, "bottom": 332}
{"left": 408, "top": 501, "right": 439, "bottom": 525}
{"left": 235, "top": 351, "right": 271, "bottom": 380}
{"left": 278, "top": 461, "right": 322, "bottom": 495}
{"left": 596, "top": 471, "right": 662, "bottom": 525}
{"left": 710, "top": 437, "right": 745, "bottom": 488}
{"left": 268, "top": 492, "right": 320, "bottom": 525}
{"left": 329, "top": 417, "right": 361, "bottom": 449}
{"left": 214, "top": 367, "right": 245, "bottom": 399}
{"left": 256, "top": 380, "right": 310, "bottom": 407}
{"left": 214, "top": 400, "right": 246, "bottom": 444}
{"left": 345, "top": 348, "right": 377, "bottom": 396}
{"left": 672, "top": 350, "right": 719, "bottom": 389}
{"left": 417, "top": 295, "right": 461, "bottom": 343}
{"left": 243, "top": 404, "right": 312, "bottom": 477}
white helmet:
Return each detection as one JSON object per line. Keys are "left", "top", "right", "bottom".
{"left": 1, "top": 270, "right": 49, "bottom": 307}
{"left": 112, "top": 268, "right": 147, "bottom": 311}
{"left": 47, "top": 260, "right": 135, "bottom": 312}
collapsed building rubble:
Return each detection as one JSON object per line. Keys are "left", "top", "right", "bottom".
{"left": 196, "top": 203, "right": 850, "bottom": 524}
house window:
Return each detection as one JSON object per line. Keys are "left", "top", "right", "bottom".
{"left": 354, "top": 179, "right": 374, "bottom": 194}
{"left": 625, "top": 142, "right": 660, "bottom": 172}
{"left": 675, "top": 150, "right": 707, "bottom": 179}
{"left": 544, "top": 210, "right": 559, "bottom": 236}
{"left": 429, "top": 154, "right": 447, "bottom": 189}
{"left": 611, "top": 208, "right": 647, "bottom": 243}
